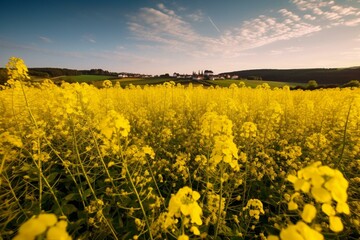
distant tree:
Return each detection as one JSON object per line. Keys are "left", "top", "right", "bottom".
{"left": 307, "top": 80, "right": 318, "bottom": 89}
{"left": 0, "top": 68, "right": 8, "bottom": 85}
{"left": 342, "top": 80, "right": 360, "bottom": 88}
{"left": 248, "top": 76, "right": 262, "bottom": 80}
{"left": 29, "top": 70, "right": 50, "bottom": 78}
{"left": 160, "top": 73, "right": 170, "bottom": 78}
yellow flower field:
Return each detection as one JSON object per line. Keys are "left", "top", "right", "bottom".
{"left": 1, "top": 58, "right": 359, "bottom": 239}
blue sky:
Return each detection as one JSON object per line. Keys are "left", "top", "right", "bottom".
{"left": 1, "top": 0, "right": 359, "bottom": 75}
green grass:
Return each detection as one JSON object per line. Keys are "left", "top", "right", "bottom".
{"left": 208, "top": 79, "right": 306, "bottom": 88}
{"left": 58, "top": 75, "right": 118, "bottom": 82}
{"left": 49, "top": 75, "right": 306, "bottom": 88}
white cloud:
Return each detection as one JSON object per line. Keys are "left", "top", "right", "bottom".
{"left": 157, "top": 3, "right": 176, "bottom": 17}
{"left": 39, "top": 36, "right": 52, "bottom": 43}
{"left": 279, "top": 9, "right": 301, "bottom": 22}
{"left": 128, "top": 4, "right": 322, "bottom": 58}
{"left": 83, "top": 35, "right": 96, "bottom": 43}
{"left": 292, "top": 0, "right": 360, "bottom": 27}
{"left": 187, "top": 10, "right": 204, "bottom": 22}
{"left": 304, "top": 14, "right": 316, "bottom": 20}
{"left": 230, "top": 15, "right": 321, "bottom": 50}
{"left": 345, "top": 17, "right": 360, "bottom": 26}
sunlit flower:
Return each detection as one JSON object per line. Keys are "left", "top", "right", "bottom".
{"left": 177, "top": 234, "right": 189, "bottom": 240}
{"left": 301, "top": 204, "right": 317, "bottom": 223}
{"left": 329, "top": 216, "right": 344, "bottom": 232}
{"left": 321, "top": 203, "right": 335, "bottom": 216}
{"left": 166, "top": 186, "right": 202, "bottom": 227}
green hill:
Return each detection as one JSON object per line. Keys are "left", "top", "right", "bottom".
{"left": 221, "top": 67, "right": 360, "bottom": 85}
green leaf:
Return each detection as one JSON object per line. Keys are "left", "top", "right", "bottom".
{"left": 63, "top": 204, "right": 78, "bottom": 215}
{"left": 64, "top": 193, "right": 80, "bottom": 201}
{"left": 47, "top": 172, "right": 59, "bottom": 184}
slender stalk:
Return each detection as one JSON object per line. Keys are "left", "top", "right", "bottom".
{"left": 0, "top": 153, "right": 6, "bottom": 177}
{"left": 90, "top": 130, "right": 117, "bottom": 190}
{"left": 37, "top": 139, "right": 42, "bottom": 211}
{"left": 336, "top": 103, "right": 352, "bottom": 168}
{"left": 31, "top": 158, "right": 64, "bottom": 215}
{"left": 19, "top": 80, "right": 43, "bottom": 211}
{"left": 3, "top": 173, "right": 28, "bottom": 218}
{"left": 124, "top": 163, "right": 154, "bottom": 240}
{"left": 214, "top": 164, "right": 224, "bottom": 239}
{"left": 145, "top": 156, "right": 166, "bottom": 209}
{"left": 43, "top": 137, "right": 86, "bottom": 209}
{"left": 71, "top": 121, "right": 118, "bottom": 239}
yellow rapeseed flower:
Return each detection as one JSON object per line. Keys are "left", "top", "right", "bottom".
{"left": 321, "top": 203, "right": 336, "bottom": 216}
{"left": 47, "top": 225, "right": 72, "bottom": 240}
{"left": 16, "top": 218, "right": 47, "bottom": 239}
{"left": 311, "top": 187, "right": 332, "bottom": 203}
{"left": 190, "top": 226, "right": 200, "bottom": 235}
{"left": 295, "top": 221, "right": 324, "bottom": 240}
{"left": 280, "top": 225, "right": 304, "bottom": 240}
{"left": 37, "top": 213, "right": 58, "bottom": 227}
{"left": 177, "top": 234, "right": 189, "bottom": 240}
{"left": 329, "top": 216, "right": 344, "bottom": 232}
{"left": 301, "top": 204, "right": 317, "bottom": 223}
{"left": 6, "top": 57, "right": 30, "bottom": 81}
{"left": 166, "top": 186, "right": 203, "bottom": 227}
{"left": 335, "top": 202, "right": 350, "bottom": 215}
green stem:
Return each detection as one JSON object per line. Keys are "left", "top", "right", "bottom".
{"left": 3, "top": 173, "right": 28, "bottom": 218}
{"left": 145, "top": 156, "right": 166, "bottom": 209}
{"left": 31, "top": 158, "right": 63, "bottom": 215}
{"left": 37, "top": 139, "right": 42, "bottom": 212}
{"left": 19, "top": 80, "right": 43, "bottom": 211}
{"left": 90, "top": 130, "right": 117, "bottom": 190}
{"left": 43, "top": 137, "right": 86, "bottom": 209}
{"left": 71, "top": 121, "right": 118, "bottom": 239}
{"left": 0, "top": 153, "right": 6, "bottom": 177}
{"left": 124, "top": 163, "right": 154, "bottom": 240}
{"left": 214, "top": 164, "right": 224, "bottom": 239}
{"left": 336, "top": 103, "right": 352, "bottom": 168}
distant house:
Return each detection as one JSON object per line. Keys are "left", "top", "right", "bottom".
{"left": 204, "top": 70, "right": 213, "bottom": 76}
{"left": 192, "top": 75, "right": 204, "bottom": 80}
{"left": 204, "top": 70, "right": 214, "bottom": 80}
{"left": 231, "top": 75, "right": 239, "bottom": 79}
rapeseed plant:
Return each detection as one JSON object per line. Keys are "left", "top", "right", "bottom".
{"left": 1, "top": 57, "right": 359, "bottom": 239}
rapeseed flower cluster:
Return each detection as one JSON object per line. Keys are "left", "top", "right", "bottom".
{"left": 243, "top": 199, "right": 265, "bottom": 220}
{"left": 288, "top": 161, "right": 349, "bottom": 233}
{"left": 6, "top": 57, "right": 30, "bottom": 82}
{"left": 200, "top": 111, "right": 240, "bottom": 171}
{"left": 13, "top": 213, "right": 71, "bottom": 240}
{"left": 164, "top": 187, "right": 202, "bottom": 238}
{"left": 269, "top": 162, "right": 350, "bottom": 240}
{"left": 1, "top": 57, "right": 358, "bottom": 239}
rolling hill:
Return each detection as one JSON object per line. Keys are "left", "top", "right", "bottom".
{"left": 221, "top": 67, "right": 360, "bottom": 85}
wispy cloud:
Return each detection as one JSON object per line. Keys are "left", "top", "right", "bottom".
{"left": 123, "top": 0, "right": 360, "bottom": 71}
{"left": 127, "top": 4, "right": 322, "bottom": 58}
{"left": 39, "top": 36, "right": 52, "bottom": 43}
{"left": 83, "top": 35, "right": 96, "bottom": 43}
{"left": 291, "top": 0, "right": 360, "bottom": 27}
{"left": 279, "top": 9, "right": 301, "bottom": 22}
{"left": 187, "top": 10, "right": 204, "bottom": 22}
{"left": 270, "top": 46, "right": 304, "bottom": 55}
{"left": 208, "top": 16, "right": 221, "bottom": 33}
{"left": 128, "top": 5, "right": 207, "bottom": 53}
{"left": 304, "top": 14, "right": 316, "bottom": 21}
{"left": 222, "top": 14, "right": 321, "bottom": 51}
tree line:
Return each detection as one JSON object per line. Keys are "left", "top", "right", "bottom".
{"left": 0, "top": 67, "right": 119, "bottom": 85}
